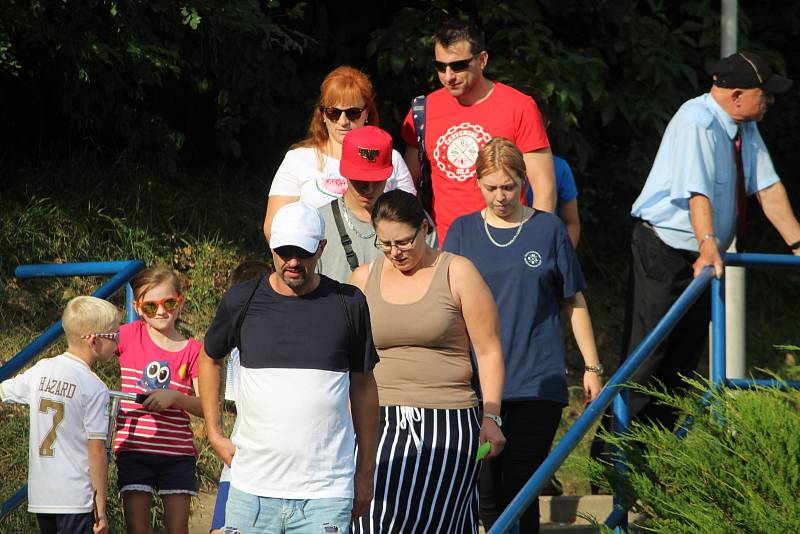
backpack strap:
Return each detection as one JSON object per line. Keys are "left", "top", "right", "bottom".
{"left": 336, "top": 281, "right": 355, "bottom": 354}
{"left": 331, "top": 199, "right": 359, "bottom": 271}
{"left": 412, "top": 95, "right": 434, "bottom": 219}
{"left": 234, "top": 275, "right": 263, "bottom": 354}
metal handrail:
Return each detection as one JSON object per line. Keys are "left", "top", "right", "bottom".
{"left": 0, "top": 260, "right": 145, "bottom": 519}
{"left": 490, "top": 251, "right": 800, "bottom": 534}
{"left": 488, "top": 267, "right": 716, "bottom": 533}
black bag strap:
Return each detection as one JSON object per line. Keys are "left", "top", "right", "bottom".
{"left": 330, "top": 199, "right": 359, "bottom": 271}
{"left": 234, "top": 275, "right": 263, "bottom": 354}
{"left": 336, "top": 281, "right": 355, "bottom": 354}
{"left": 412, "top": 94, "right": 434, "bottom": 219}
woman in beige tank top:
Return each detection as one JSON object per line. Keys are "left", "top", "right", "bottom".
{"left": 350, "top": 190, "right": 505, "bottom": 534}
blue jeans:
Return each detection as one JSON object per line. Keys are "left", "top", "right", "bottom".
{"left": 225, "top": 485, "right": 352, "bottom": 533}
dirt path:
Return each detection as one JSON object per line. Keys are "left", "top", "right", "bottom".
{"left": 190, "top": 491, "right": 218, "bottom": 534}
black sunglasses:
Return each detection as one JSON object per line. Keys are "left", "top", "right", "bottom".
{"left": 433, "top": 57, "right": 476, "bottom": 73}
{"left": 274, "top": 245, "right": 317, "bottom": 260}
{"left": 320, "top": 106, "right": 365, "bottom": 122}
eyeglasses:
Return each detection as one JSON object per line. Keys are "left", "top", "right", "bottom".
{"left": 320, "top": 106, "right": 366, "bottom": 122}
{"left": 433, "top": 57, "right": 477, "bottom": 73}
{"left": 374, "top": 227, "right": 422, "bottom": 252}
{"left": 82, "top": 331, "right": 120, "bottom": 342}
{"left": 274, "top": 245, "right": 317, "bottom": 260}
{"left": 138, "top": 296, "right": 184, "bottom": 317}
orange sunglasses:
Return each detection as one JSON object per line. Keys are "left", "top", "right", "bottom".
{"left": 138, "top": 295, "right": 184, "bottom": 317}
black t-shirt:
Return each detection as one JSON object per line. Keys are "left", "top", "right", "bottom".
{"left": 204, "top": 275, "right": 378, "bottom": 373}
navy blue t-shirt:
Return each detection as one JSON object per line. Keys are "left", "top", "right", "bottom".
{"left": 444, "top": 210, "right": 586, "bottom": 404}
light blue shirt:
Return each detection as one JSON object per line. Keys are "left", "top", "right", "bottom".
{"left": 631, "top": 93, "right": 780, "bottom": 252}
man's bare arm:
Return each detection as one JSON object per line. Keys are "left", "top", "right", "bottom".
{"left": 524, "top": 149, "right": 556, "bottom": 213}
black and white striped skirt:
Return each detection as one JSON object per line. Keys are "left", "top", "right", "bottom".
{"left": 353, "top": 405, "right": 481, "bottom": 534}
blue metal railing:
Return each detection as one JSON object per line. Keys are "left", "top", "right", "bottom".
{"left": 0, "top": 260, "right": 145, "bottom": 519}
{"left": 488, "top": 252, "right": 800, "bottom": 534}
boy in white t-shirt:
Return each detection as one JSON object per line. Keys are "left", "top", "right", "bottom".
{"left": 0, "top": 296, "right": 121, "bottom": 534}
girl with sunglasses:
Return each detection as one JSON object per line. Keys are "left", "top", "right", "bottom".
{"left": 113, "top": 266, "right": 203, "bottom": 534}
{"left": 443, "top": 138, "right": 603, "bottom": 533}
{"left": 264, "top": 66, "right": 417, "bottom": 240}
{"left": 349, "top": 189, "right": 506, "bottom": 534}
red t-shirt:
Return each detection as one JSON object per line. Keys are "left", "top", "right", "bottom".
{"left": 402, "top": 82, "right": 549, "bottom": 242}
{"left": 114, "top": 320, "right": 200, "bottom": 457}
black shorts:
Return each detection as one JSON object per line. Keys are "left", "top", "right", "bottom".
{"left": 116, "top": 451, "right": 197, "bottom": 495}
{"left": 37, "top": 512, "right": 94, "bottom": 534}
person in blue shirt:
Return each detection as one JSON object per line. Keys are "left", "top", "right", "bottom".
{"left": 526, "top": 90, "right": 581, "bottom": 247}
{"left": 444, "top": 137, "right": 603, "bottom": 533}
{"left": 619, "top": 52, "right": 800, "bottom": 432}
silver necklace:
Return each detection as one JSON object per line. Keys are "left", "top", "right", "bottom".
{"left": 339, "top": 198, "right": 376, "bottom": 239}
{"left": 483, "top": 207, "right": 525, "bottom": 247}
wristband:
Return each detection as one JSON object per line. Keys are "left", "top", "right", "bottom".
{"left": 585, "top": 364, "right": 604, "bottom": 375}
{"left": 790, "top": 240, "right": 800, "bottom": 251}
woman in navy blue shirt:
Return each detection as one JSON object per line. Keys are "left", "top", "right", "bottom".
{"left": 443, "top": 137, "right": 603, "bottom": 533}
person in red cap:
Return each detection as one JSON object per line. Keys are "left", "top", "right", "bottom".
{"left": 264, "top": 66, "right": 417, "bottom": 242}
{"left": 590, "top": 51, "right": 800, "bottom": 466}
{"left": 317, "top": 125, "right": 438, "bottom": 283}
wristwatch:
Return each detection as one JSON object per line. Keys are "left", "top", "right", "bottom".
{"left": 483, "top": 413, "right": 503, "bottom": 428}
{"left": 699, "top": 233, "right": 716, "bottom": 244}
{"left": 585, "top": 364, "right": 604, "bottom": 375}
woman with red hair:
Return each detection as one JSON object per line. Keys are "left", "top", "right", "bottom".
{"left": 264, "top": 66, "right": 416, "bottom": 239}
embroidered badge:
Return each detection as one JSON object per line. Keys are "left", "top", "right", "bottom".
{"left": 358, "top": 147, "right": 380, "bottom": 162}
{"left": 433, "top": 122, "right": 492, "bottom": 182}
{"left": 524, "top": 250, "right": 542, "bottom": 268}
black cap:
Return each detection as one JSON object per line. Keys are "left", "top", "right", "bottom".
{"left": 712, "top": 52, "right": 793, "bottom": 94}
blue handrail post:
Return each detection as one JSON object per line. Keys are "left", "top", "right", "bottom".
{"left": 125, "top": 282, "right": 138, "bottom": 323}
{"left": 711, "top": 276, "right": 726, "bottom": 386}
{"left": 611, "top": 390, "right": 630, "bottom": 532}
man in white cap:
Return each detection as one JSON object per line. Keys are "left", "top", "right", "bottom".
{"left": 198, "top": 201, "right": 380, "bottom": 533}
{"left": 318, "top": 125, "right": 438, "bottom": 283}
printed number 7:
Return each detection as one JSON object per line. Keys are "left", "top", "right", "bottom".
{"left": 39, "top": 399, "right": 65, "bottom": 457}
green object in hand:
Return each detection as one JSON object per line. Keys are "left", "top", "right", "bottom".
{"left": 475, "top": 441, "right": 492, "bottom": 461}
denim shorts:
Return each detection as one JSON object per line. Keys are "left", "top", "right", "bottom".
{"left": 116, "top": 451, "right": 197, "bottom": 495}
{"left": 224, "top": 485, "right": 351, "bottom": 534}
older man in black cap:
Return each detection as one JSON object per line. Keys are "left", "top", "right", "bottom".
{"left": 615, "top": 51, "right": 800, "bottom": 431}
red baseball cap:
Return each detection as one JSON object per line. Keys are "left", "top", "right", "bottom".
{"left": 339, "top": 126, "right": 394, "bottom": 182}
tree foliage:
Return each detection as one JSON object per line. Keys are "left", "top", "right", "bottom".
{"left": 1, "top": 0, "right": 797, "bottom": 197}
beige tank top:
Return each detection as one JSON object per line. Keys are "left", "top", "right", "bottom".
{"left": 364, "top": 252, "right": 477, "bottom": 409}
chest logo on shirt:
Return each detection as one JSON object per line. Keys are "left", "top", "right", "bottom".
{"left": 316, "top": 175, "right": 348, "bottom": 197}
{"left": 524, "top": 250, "right": 542, "bottom": 268}
{"left": 433, "top": 122, "right": 492, "bottom": 182}
{"left": 137, "top": 360, "right": 171, "bottom": 391}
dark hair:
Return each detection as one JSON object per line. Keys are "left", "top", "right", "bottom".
{"left": 231, "top": 260, "right": 271, "bottom": 285}
{"left": 371, "top": 190, "right": 427, "bottom": 229}
{"left": 517, "top": 85, "right": 551, "bottom": 129}
{"left": 434, "top": 18, "right": 485, "bottom": 56}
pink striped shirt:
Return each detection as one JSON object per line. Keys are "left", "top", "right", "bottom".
{"left": 114, "top": 321, "right": 200, "bottom": 457}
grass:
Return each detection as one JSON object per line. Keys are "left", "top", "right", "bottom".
{"left": 1, "top": 162, "right": 799, "bottom": 530}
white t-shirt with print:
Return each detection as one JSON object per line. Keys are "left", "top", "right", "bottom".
{"left": 0, "top": 352, "right": 109, "bottom": 514}
{"left": 268, "top": 147, "right": 416, "bottom": 208}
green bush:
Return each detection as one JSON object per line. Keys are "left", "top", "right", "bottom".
{"left": 581, "top": 378, "right": 800, "bottom": 533}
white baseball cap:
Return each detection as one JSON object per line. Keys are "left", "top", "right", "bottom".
{"left": 269, "top": 201, "right": 325, "bottom": 254}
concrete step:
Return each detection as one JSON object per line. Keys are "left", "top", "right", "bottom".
{"left": 540, "top": 495, "right": 642, "bottom": 527}
{"left": 541, "top": 524, "right": 601, "bottom": 533}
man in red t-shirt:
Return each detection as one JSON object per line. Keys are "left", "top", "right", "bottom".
{"left": 401, "top": 18, "right": 556, "bottom": 242}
